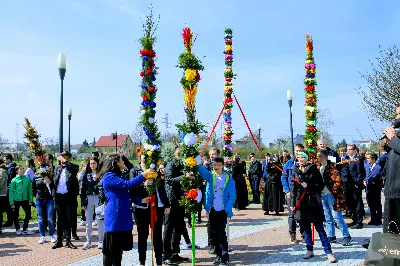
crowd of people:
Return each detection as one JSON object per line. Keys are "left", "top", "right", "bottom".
{"left": 0, "top": 105, "right": 399, "bottom": 265}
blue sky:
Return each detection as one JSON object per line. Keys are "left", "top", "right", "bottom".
{"left": 0, "top": 0, "right": 398, "bottom": 146}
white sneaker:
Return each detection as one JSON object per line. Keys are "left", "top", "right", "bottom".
{"left": 92, "top": 221, "right": 97, "bottom": 226}
{"left": 22, "top": 229, "right": 34, "bottom": 235}
{"left": 98, "top": 241, "right": 103, "bottom": 249}
{"left": 16, "top": 230, "right": 22, "bottom": 236}
{"left": 38, "top": 236, "right": 46, "bottom": 244}
{"left": 79, "top": 221, "right": 86, "bottom": 226}
{"left": 50, "top": 236, "right": 57, "bottom": 243}
{"left": 82, "top": 242, "right": 92, "bottom": 250}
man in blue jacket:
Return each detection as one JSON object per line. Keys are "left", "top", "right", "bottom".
{"left": 281, "top": 143, "right": 304, "bottom": 244}
{"left": 198, "top": 156, "right": 236, "bottom": 266}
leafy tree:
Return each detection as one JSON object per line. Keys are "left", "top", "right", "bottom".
{"left": 356, "top": 45, "right": 400, "bottom": 122}
{"left": 317, "top": 108, "right": 334, "bottom": 147}
{"left": 0, "top": 135, "right": 9, "bottom": 154}
{"left": 91, "top": 137, "right": 97, "bottom": 147}
{"left": 335, "top": 139, "right": 348, "bottom": 150}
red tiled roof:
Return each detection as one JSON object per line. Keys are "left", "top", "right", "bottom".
{"left": 94, "top": 134, "right": 129, "bottom": 147}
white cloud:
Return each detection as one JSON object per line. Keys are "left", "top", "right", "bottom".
{"left": 0, "top": 76, "right": 28, "bottom": 85}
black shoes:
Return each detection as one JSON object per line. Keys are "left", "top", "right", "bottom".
{"left": 368, "top": 221, "right": 382, "bottom": 226}
{"left": 208, "top": 245, "right": 217, "bottom": 254}
{"left": 66, "top": 241, "right": 77, "bottom": 249}
{"left": 213, "top": 256, "right": 221, "bottom": 265}
{"left": 2, "top": 222, "right": 13, "bottom": 227}
{"left": 52, "top": 241, "right": 76, "bottom": 249}
{"left": 351, "top": 223, "right": 363, "bottom": 229}
{"left": 342, "top": 236, "right": 352, "bottom": 246}
{"left": 328, "top": 236, "right": 337, "bottom": 243}
{"left": 346, "top": 222, "right": 356, "bottom": 227}
{"left": 72, "top": 234, "right": 80, "bottom": 240}
{"left": 52, "top": 242, "right": 63, "bottom": 249}
{"left": 170, "top": 255, "right": 188, "bottom": 263}
{"left": 264, "top": 211, "right": 269, "bottom": 215}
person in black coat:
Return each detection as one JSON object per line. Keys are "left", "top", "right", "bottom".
{"left": 382, "top": 113, "right": 400, "bottom": 234}
{"left": 232, "top": 155, "right": 248, "bottom": 210}
{"left": 248, "top": 153, "right": 262, "bottom": 204}
{"left": 131, "top": 161, "right": 170, "bottom": 266}
{"left": 317, "top": 140, "right": 340, "bottom": 164}
{"left": 341, "top": 144, "right": 366, "bottom": 229}
{"left": 262, "top": 155, "right": 284, "bottom": 215}
{"left": 51, "top": 151, "right": 79, "bottom": 249}
{"left": 289, "top": 151, "right": 336, "bottom": 263}
{"left": 163, "top": 146, "right": 189, "bottom": 264}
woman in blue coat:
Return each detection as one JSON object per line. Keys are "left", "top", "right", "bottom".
{"left": 99, "top": 154, "right": 154, "bottom": 266}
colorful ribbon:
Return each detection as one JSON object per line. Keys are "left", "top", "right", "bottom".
{"left": 150, "top": 194, "right": 158, "bottom": 230}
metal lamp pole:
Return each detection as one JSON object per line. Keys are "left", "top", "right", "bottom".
{"left": 287, "top": 90, "right": 295, "bottom": 156}
{"left": 257, "top": 124, "right": 261, "bottom": 148}
{"left": 68, "top": 107, "right": 72, "bottom": 152}
{"left": 58, "top": 53, "right": 67, "bottom": 154}
{"left": 115, "top": 128, "right": 118, "bottom": 153}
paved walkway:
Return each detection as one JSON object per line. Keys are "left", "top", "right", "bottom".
{"left": 0, "top": 203, "right": 379, "bottom": 266}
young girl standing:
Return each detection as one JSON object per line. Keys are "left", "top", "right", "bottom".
{"left": 289, "top": 152, "right": 336, "bottom": 263}
{"left": 81, "top": 157, "right": 103, "bottom": 249}
{"left": 9, "top": 165, "right": 34, "bottom": 235}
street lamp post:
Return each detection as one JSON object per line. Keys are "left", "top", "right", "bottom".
{"left": 287, "top": 90, "right": 295, "bottom": 156}
{"left": 115, "top": 128, "right": 118, "bottom": 153}
{"left": 68, "top": 107, "right": 72, "bottom": 152}
{"left": 257, "top": 124, "right": 261, "bottom": 149}
{"left": 58, "top": 53, "right": 67, "bottom": 154}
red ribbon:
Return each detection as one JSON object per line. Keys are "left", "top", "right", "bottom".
{"left": 233, "top": 94, "right": 262, "bottom": 152}
{"left": 150, "top": 194, "right": 157, "bottom": 230}
{"left": 200, "top": 105, "right": 225, "bottom": 156}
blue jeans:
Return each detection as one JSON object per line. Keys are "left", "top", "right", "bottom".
{"left": 322, "top": 194, "right": 350, "bottom": 238}
{"left": 303, "top": 222, "right": 332, "bottom": 254}
{"left": 36, "top": 199, "right": 55, "bottom": 237}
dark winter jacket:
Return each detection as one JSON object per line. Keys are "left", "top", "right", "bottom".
{"left": 248, "top": 160, "right": 262, "bottom": 181}
{"left": 289, "top": 163, "right": 325, "bottom": 224}
{"left": 81, "top": 172, "right": 100, "bottom": 207}
{"left": 386, "top": 135, "right": 400, "bottom": 198}
{"left": 33, "top": 177, "right": 55, "bottom": 200}
{"left": 165, "top": 157, "right": 184, "bottom": 207}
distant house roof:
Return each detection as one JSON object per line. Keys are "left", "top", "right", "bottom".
{"left": 235, "top": 137, "right": 251, "bottom": 142}
{"left": 94, "top": 134, "right": 130, "bottom": 148}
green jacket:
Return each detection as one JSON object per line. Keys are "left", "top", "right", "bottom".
{"left": 9, "top": 175, "right": 33, "bottom": 205}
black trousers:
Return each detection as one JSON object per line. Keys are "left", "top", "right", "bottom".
{"left": 351, "top": 188, "right": 364, "bottom": 224}
{"left": 5, "top": 192, "right": 14, "bottom": 224}
{"left": 287, "top": 204, "right": 304, "bottom": 237}
{"left": 134, "top": 207, "right": 164, "bottom": 265}
{"left": 250, "top": 178, "right": 260, "bottom": 203}
{"left": 343, "top": 182, "right": 353, "bottom": 215}
{"left": 209, "top": 208, "right": 228, "bottom": 257}
{"left": 0, "top": 196, "right": 8, "bottom": 228}
{"left": 181, "top": 217, "right": 191, "bottom": 244}
{"left": 207, "top": 217, "right": 215, "bottom": 248}
{"left": 12, "top": 200, "right": 31, "bottom": 231}
{"left": 55, "top": 193, "right": 75, "bottom": 242}
{"left": 103, "top": 250, "right": 123, "bottom": 266}
{"left": 367, "top": 188, "right": 382, "bottom": 224}
{"left": 383, "top": 198, "right": 400, "bottom": 234}
{"left": 163, "top": 205, "right": 184, "bottom": 258}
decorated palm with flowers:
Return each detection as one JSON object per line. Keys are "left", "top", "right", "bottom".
{"left": 138, "top": 7, "right": 162, "bottom": 194}
{"left": 304, "top": 34, "right": 318, "bottom": 162}
{"left": 176, "top": 26, "right": 206, "bottom": 214}
{"left": 222, "top": 28, "right": 235, "bottom": 169}
{"left": 24, "top": 118, "right": 52, "bottom": 179}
